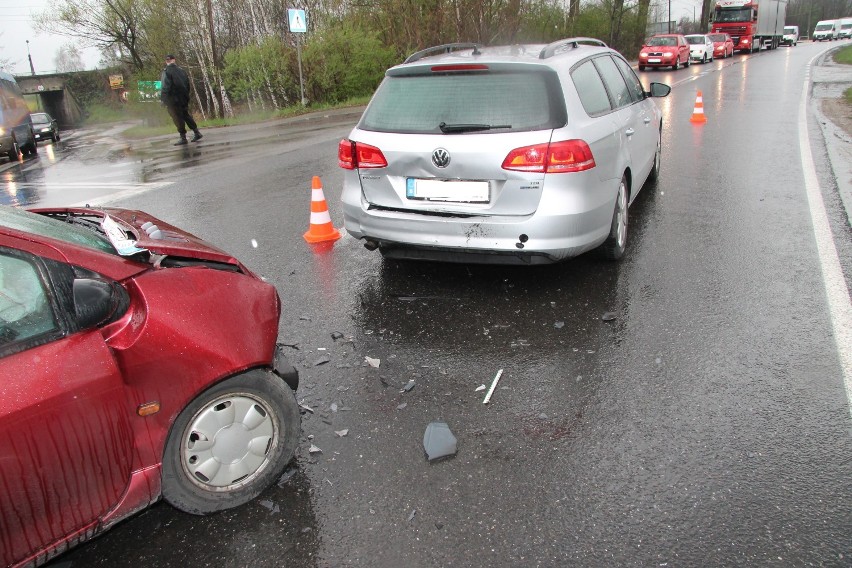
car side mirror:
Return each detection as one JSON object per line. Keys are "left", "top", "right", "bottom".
{"left": 647, "top": 82, "right": 672, "bottom": 98}
{"left": 73, "top": 278, "right": 128, "bottom": 329}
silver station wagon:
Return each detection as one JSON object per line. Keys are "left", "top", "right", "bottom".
{"left": 339, "top": 39, "right": 671, "bottom": 264}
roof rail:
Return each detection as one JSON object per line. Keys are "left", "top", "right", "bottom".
{"left": 538, "top": 37, "right": 608, "bottom": 59}
{"left": 404, "top": 43, "right": 483, "bottom": 64}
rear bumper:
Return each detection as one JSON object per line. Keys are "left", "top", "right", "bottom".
{"left": 342, "top": 180, "right": 618, "bottom": 264}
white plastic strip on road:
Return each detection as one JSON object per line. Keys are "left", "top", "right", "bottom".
{"left": 799, "top": 58, "right": 852, "bottom": 417}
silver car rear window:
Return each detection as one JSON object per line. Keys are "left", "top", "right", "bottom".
{"left": 359, "top": 71, "right": 566, "bottom": 133}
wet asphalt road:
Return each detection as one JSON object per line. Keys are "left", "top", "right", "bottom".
{"left": 10, "top": 42, "right": 850, "bottom": 567}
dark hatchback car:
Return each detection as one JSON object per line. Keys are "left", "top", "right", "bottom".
{"left": 0, "top": 206, "right": 300, "bottom": 567}
{"left": 29, "top": 112, "right": 60, "bottom": 143}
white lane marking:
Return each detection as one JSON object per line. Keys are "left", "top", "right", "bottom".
{"left": 799, "top": 58, "right": 852, "bottom": 417}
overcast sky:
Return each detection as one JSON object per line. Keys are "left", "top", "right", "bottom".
{"left": 1, "top": 0, "right": 100, "bottom": 75}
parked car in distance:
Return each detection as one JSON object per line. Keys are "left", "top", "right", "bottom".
{"left": 780, "top": 25, "right": 799, "bottom": 46}
{"left": 339, "top": 39, "right": 672, "bottom": 264}
{"left": 0, "top": 205, "right": 301, "bottom": 568}
{"left": 638, "top": 34, "right": 690, "bottom": 70}
{"left": 685, "top": 34, "right": 715, "bottom": 63}
{"left": 0, "top": 71, "right": 37, "bottom": 161}
{"left": 29, "top": 111, "right": 60, "bottom": 143}
{"left": 707, "top": 33, "right": 735, "bottom": 57}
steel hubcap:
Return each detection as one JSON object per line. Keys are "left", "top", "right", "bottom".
{"left": 181, "top": 394, "right": 276, "bottom": 490}
{"left": 616, "top": 184, "right": 628, "bottom": 247}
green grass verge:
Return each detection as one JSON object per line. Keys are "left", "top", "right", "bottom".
{"left": 846, "top": 87, "right": 852, "bottom": 105}
{"left": 834, "top": 45, "right": 852, "bottom": 65}
{"left": 84, "top": 95, "right": 372, "bottom": 139}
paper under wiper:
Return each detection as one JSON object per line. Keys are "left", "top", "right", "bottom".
{"left": 101, "top": 215, "right": 147, "bottom": 256}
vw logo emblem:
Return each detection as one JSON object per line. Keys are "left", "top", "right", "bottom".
{"left": 432, "top": 148, "right": 451, "bottom": 168}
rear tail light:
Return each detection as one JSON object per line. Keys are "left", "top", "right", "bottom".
{"left": 338, "top": 139, "right": 388, "bottom": 170}
{"left": 502, "top": 140, "right": 595, "bottom": 173}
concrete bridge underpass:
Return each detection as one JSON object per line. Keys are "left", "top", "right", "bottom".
{"left": 15, "top": 74, "right": 83, "bottom": 128}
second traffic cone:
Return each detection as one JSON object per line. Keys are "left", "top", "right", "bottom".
{"left": 690, "top": 90, "right": 707, "bottom": 124}
{"left": 303, "top": 176, "right": 341, "bottom": 243}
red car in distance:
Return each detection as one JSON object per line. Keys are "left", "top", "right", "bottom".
{"left": 638, "top": 34, "right": 691, "bottom": 71}
{"left": 0, "top": 206, "right": 301, "bottom": 567}
{"left": 708, "top": 33, "right": 735, "bottom": 58}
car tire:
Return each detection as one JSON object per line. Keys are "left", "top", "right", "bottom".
{"left": 7, "top": 137, "right": 19, "bottom": 161}
{"left": 648, "top": 132, "right": 661, "bottom": 184}
{"left": 599, "top": 176, "right": 628, "bottom": 260}
{"left": 672, "top": 60, "right": 679, "bottom": 70}
{"left": 161, "top": 369, "right": 301, "bottom": 515}
{"left": 639, "top": 65, "right": 645, "bottom": 71}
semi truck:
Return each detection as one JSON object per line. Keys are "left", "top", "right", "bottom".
{"left": 710, "top": 0, "right": 788, "bottom": 53}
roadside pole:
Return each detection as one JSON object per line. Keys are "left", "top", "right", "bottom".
{"left": 288, "top": 8, "right": 307, "bottom": 106}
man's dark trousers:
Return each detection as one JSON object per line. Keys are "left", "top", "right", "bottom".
{"left": 167, "top": 103, "right": 198, "bottom": 137}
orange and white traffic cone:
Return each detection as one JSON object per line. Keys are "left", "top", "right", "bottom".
{"left": 690, "top": 90, "right": 707, "bottom": 124}
{"left": 303, "top": 176, "right": 341, "bottom": 243}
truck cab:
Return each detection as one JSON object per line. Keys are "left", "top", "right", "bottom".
{"left": 813, "top": 20, "right": 840, "bottom": 41}
{"left": 781, "top": 25, "right": 798, "bottom": 46}
{"left": 838, "top": 18, "right": 852, "bottom": 39}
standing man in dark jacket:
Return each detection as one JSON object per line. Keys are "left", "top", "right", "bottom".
{"left": 161, "top": 54, "right": 202, "bottom": 145}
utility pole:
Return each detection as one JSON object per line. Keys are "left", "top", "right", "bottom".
{"left": 668, "top": 0, "right": 672, "bottom": 33}
{"left": 26, "top": 40, "right": 35, "bottom": 75}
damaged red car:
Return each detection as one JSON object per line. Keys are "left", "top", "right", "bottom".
{"left": 0, "top": 205, "right": 300, "bottom": 567}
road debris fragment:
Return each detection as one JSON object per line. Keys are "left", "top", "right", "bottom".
{"left": 335, "top": 429, "right": 349, "bottom": 437}
{"left": 309, "top": 444, "right": 323, "bottom": 454}
{"left": 365, "top": 356, "right": 381, "bottom": 368}
{"left": 602, "top": 312, "right": 617, "bottom": 321}
{"left": 482, "top": 369, "right": 504, "bottom": 404}
{"left": 475, "top": 384, "right": 486, "bottom": 392}
{"left": 423, "top": 422, "right": 457, "bottom": 461}
{"left": 402, "top": 380, "right": 416, "bottom": 393}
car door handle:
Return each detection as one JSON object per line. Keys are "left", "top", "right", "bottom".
{"left": 625, "top": 128, "right": 635, "bottom": 137}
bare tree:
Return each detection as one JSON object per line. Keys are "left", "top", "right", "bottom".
{"left": 55, "top": 43, "right": 85, "bottom": 72}
{"left": 36, "top": 0, "right": 150, "bottom": 71}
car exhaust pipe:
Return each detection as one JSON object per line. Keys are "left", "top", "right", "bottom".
{"left": 363, "top": 239, "right": 379, "bottom": 251}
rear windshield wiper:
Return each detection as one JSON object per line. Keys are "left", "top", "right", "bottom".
{"left": 439, "top": 122, "right": 512, "bottom": 133}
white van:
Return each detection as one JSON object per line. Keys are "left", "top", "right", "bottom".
{"left": 838, "top": 18, "right": 852, "bottom": 39}
{"left": 813, "top": 19, "right": 840, "bottom": 41}
{"left": 781, "top": 25, "right": 799, "bottom": 46}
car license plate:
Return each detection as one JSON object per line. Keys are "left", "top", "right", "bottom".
{"left": 648, "top": 58, "right": 661, "bottom": 63}
{"left": 406, "top": 178, "right": 489, "bottom": 203}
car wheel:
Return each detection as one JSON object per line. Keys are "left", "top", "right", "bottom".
{"left": 672, "top": 60, "right": 679, "bottom": 70}
{"left": 639, "top": 65, "right": 645, "bottom": 71}
{"left": 599, "top": 176, "right": 629, "bottom": 260}
{"left": 7, "top": 137, "right": 20, "bottom": 161}
{"left": 161, "top": 369, "right": 301, "bottom": 515}
{"left": 648, "top": 132, "right": 661, "bottom": 184}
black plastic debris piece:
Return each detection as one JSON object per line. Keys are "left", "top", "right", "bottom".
{"left": 402, "top": 380, "right": 416, "bottom": 393}
{"left": 602, "top": 312, "right": 617, "bottom": 321}
{"left": 331, "top": 331, "right": 345, "bottom": 340}
{"left": 313, "top": 356, "right": 331, "bottom": 366}
{"left": 423, "top": 422, "right": 457, "bottom": 461}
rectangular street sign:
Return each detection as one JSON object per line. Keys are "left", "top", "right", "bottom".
{"left": 288, "top": 9, "right": 307, "bottom": 33}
